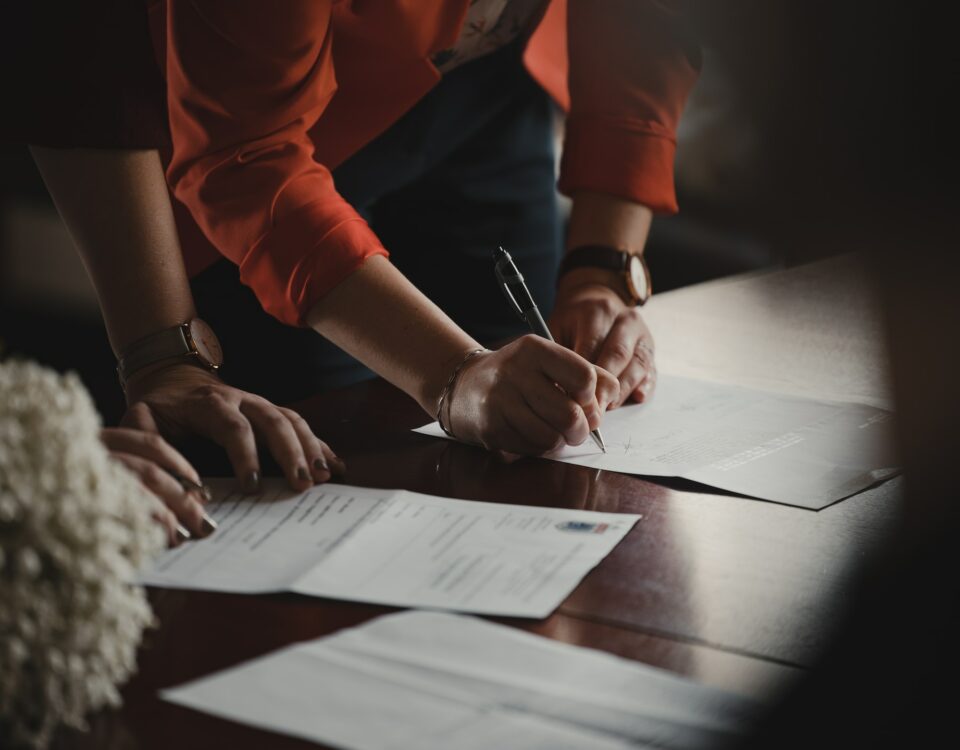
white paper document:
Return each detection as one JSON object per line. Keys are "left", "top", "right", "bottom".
{"left": 141, "top": 482, "right": 639, "bottom": 617}
{"left": 162, "top": 610, "right": 761, "bottom": 750}
{"left": 415, "top": 375, "right": 899, "bottom": 509}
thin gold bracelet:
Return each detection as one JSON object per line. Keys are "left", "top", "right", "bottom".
{"left": 436, "top": 348, "right": 488, "bottom": 438}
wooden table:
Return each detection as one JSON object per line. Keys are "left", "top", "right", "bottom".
{"left": 55, "top": 254, "right": 900, "bottom": 749}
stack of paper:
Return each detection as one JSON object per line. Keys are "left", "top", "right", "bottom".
{"left": 416, "top": 374, "right": 899, "bottom": 508}
{"left": 163, "top": 610, "right": 761, "bottom": 749}
{"left": 141, "top": 482, "right": 639, "bottom": 618}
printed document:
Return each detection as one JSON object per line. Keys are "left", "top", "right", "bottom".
{"left": 415, "top": 375, "right": 898, "bottom": 508}
{"left": 141, "top": 482, "right": 639, "bottom": 617}
{"left": 162, "top": 610, "right": 760, "bottom": 750}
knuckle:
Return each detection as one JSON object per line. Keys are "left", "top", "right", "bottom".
{"left": 194, "top": 383, "right": 223, "bottom": 401}
{"left": 220, "top": 414, "right": 250, "bottom": 434}
{"left": 519, "top": 334, "right": 546, "bottom": 353}
{"left": 575, "top": 364, "right": 597, "bottom": 391}
{"left": 143, "top": 431, "right": 166, "bottom": 451}
{"left": 561, "top": 402, "right": 582, "bottom": 431}
{"left": 280, "top": 407, "right": 307, "bottom": 426}
{"left": 262, "top": 410, "right": 289, "bottom": 430}
{"left": 597, "top": 296, "right": 619, "bottom": 317}
{"left": 142, "top": 463, "right": 166, "bottom": 488}
{"left": 607, "top": 341, "right": 633, "bottom": 363}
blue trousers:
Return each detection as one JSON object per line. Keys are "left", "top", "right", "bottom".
{"left": 191, "top": 41, "right": 561, "bottom": 404}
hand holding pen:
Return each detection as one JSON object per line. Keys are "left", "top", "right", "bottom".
{"left": 494, "top": 247, "right": 608, "bottom": 453}
{"left": 431, "top": 249, "right": 619, "bottom": 456}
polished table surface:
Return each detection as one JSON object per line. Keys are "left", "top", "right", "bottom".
{"left": 54, "top": 254, "right": 900, "bottom": 749}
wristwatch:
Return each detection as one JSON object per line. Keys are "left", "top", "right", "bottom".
{"left": 557, "top": 245, "right": 652, "bottom": 306}
{"left": 117, "top": 318, "right": 223, "bottom": 387}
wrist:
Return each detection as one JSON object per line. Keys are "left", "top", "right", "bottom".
{"left": 435, "top": 348, "right": 489, "bottom": 437}
{"left": 117, "top": 318, "right": 223, "bottom": 391}
{"left": 417, "top": 343, "right": 486, "bottom": 417}
{"left": 556, "top": 268, "right": 630, "bottom": 306}
{"left": 556, "top": 245, "right": 651, "bottom": 307}
{"left": 123, "top": 359, "right": 221, "bottom": 403}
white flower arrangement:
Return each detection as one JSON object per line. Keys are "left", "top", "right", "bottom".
{"left": 0, "top": 360, "right": 164, "bottom": 749}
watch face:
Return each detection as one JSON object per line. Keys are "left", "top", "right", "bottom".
{"left": 188, "top": 319, "right": 224, "bottom": 368}
{"left": 625, "top": 255, "right": 652, "bottom": 305}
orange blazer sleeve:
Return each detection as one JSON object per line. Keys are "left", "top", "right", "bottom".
{"left": 164, "top": 0, "right": 388, "bottom": 326}
{"left": 558, "top": 0, "right": 701, "bottom": 214}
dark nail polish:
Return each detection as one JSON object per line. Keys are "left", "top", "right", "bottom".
{"left": 243, "top": 470, "right": 261, "bottom": 494}
{"left": 176, "top": 524, "right": 192, "bottom": 542}
{"left": 313, "top": 457, "right": 330, "bottom": 474}
{"left": 199, "top": 484, "right": 213, "bottom": 503}
{"left": 200, "top": 512, "right": 218, "bottom": 537}
{"left": 297, "top": 465, "right": 312, "bottom": 484}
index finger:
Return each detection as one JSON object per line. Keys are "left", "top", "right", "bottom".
{"left": 527, "top": 337, "right": 598, "bottom": 406}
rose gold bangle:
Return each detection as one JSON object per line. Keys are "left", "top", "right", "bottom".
{"left": 436, "top": 348, "right": 488, "bottom": 438}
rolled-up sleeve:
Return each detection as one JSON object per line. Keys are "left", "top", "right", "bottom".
{"left": 165, "top": 0, "right": 387, "bottom": 326}
{"left": 558, "top": 0, "right": 701, "bottom": 214}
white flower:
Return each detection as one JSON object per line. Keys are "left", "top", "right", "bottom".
{"left": 0, "top": 360, "right": 164, "bottom": 749}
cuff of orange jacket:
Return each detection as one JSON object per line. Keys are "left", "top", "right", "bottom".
{"left": 239, "top": 203, "right": 389, "bottom": 327}
{"left": 558, "top": 115, "right": 680, "bottom": 215}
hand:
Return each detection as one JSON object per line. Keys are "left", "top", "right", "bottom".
{"left": 549, "top": 279, "right": 657, "bottom": 408}
{"left": 122, "top": 363, "right": 345, "bottom": 494}
{"left": 445, "top": 335, "right": 620, "bottom": 455}
{"left": 101, "top": 426, "right": 212, "bottom": 547}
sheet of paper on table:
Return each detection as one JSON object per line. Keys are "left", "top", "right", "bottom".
{"left": 140, "top": 481, "right": 639, "bottom": 618}
{"left": 415, "top": 374, "right": 899, "bottom": 509}
{"left": 162, "top": 610, "right": 761, "bottom": 750}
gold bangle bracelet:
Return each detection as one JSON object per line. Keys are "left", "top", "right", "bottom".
{"left": 436, "top": 348, "right": 488, "bottom": 438}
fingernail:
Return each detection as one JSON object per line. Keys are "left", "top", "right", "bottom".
{"left": 313, "top": 457, "right": 330, "bottom": 474}
{"left": 330, "top": 457, "right": 347, "bottom": 476}
{"left": 243, "top": 470, "right": 261, "bottom": 494}
{"left": 200, "top": 512, "right": 218, "bottom": 537}
{"left": 199, "top": 484, "right": 213, "bottom": 503}
{"left": 297, "top": 465, "right": 312, "bottom": 484}
{"left": 176, "top": 524, "right": 192, "bottom": 542}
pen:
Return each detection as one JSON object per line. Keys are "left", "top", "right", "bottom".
{"left": 493, "top": 246, "right": 607, "bottom": 453}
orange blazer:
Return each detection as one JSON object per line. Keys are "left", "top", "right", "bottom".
{"left": 153, "top": 1, "right": 699, "bottom": 326}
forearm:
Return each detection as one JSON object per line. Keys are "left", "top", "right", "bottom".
{"left": 29, "top": 147, "right": 195, "bottom": 355}
{"left": 305, "top": 255, "right": 479, "bottom": 415}
{"left": 566, "top": 190, "right": 652, "bottom": 252}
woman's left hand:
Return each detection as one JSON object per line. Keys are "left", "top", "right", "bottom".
{"left": 549, "top": 281, "right": 657, "bottom": 408}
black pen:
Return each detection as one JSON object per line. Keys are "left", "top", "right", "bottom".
{"left": 493, "top": 246, "right": 607, "bottom": 453}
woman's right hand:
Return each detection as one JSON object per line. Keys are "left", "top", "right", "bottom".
{"left": 445, "top": 335, "right": 620, "bottom": 455}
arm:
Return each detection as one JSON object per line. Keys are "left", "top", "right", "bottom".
{"left": 551, "top": 0, "right": 700, "bottom": 406}
{"left": 29, "top": 147, "right": 343, "bottom": 497}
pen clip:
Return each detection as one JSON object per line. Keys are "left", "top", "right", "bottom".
{"left": 494, "top": 246, "right": 528, "bottom": 321}
{"left": 498, "top": 280, "right": 526, "bottom": 320}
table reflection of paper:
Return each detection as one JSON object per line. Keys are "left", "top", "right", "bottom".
{"left": 415, "top": 375, "right": 899, "bottom": 508}
{"left": 140, "top": 482, "right": 639, "bottom": 617}
{"left": 162, "top": 610, "right": 761, "bottom": 750}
